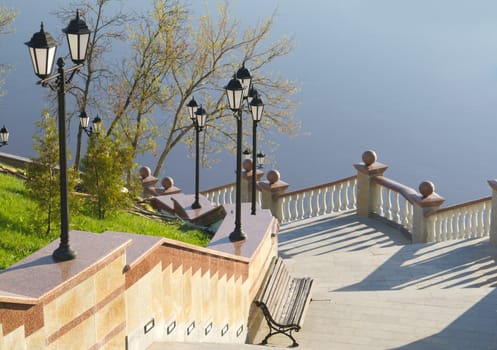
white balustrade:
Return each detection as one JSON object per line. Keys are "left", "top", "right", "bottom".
{"left": 202, "top": 183, "right": 263, "bottom": 208}
{"left": 371, "top": 179, "right": 414, "bottom": 233}
{"left": 202, "top": 173, "right": 493, "bottom": 245}
{"left": 201, "top": 183, "right": 236, "bottom": 207}
{"left": 277, "top": 176, "right": 357, "bottom": 224}
{"left": 426, "top": 198, "right": 491, "bottom": 241}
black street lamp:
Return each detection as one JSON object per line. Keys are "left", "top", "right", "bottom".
{"left": 243, "top": 148, "right": 251, "bottom": 160}
{"left": 26, "top": 10, "right": 91, "bottom": 262}
{"left": 224, "top": 63, "right": 252, "bottom": 241}
{"left": 0, "top": 125, "right": 9, "bottom": 147}
{"left": 186, "top": 97, "right": 207, "bottom": 209}
{"left": 257, "top": 151, "right": 266, "bottom": 169}
{"left": 249, "top": 90, "right": 264, "bottom": 215}
{"left": 79, "top": 111, "right": 102, "bottom": 136}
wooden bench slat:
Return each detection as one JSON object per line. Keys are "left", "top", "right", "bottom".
{"left": 286, "top": 278, "right": 313, "bottom": 326}
{"left": 254, "top": 257, "right": 314, "bottom": 347}
{"left": 263, "top": 259, "right": 289, "bottom": 313}
{"left": 256, "top": 256, "right": 279, "bottom": 303}
{"left": 270, "top": 263, "right": 292, "bottom": 321}
{"left": 280, "top": 277, "right": 311, "bottom": 325}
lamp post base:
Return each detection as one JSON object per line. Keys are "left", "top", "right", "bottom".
{"left": 229, "top": 229, "right": 247, "bottom": 242}
{"left": 52, "top": 243, "right": 77, "bottom": 262}
{"left": 191, "top": 201, "right": 201, "bottom": 209}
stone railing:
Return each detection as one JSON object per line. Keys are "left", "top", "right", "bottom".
{"left": 0, "top": 207, "right": 278, "bottom": 349}
{"left": 426, "top": 197, "right": 492, "bottom": 241}
{"left": 275, "top": 176, "right": 357, "bottom": 224}
{"left": 372, "top": 176, "right": 415, "bottom": 233}
{"left": 201, "top": 182, "right": 236, "bottom": 206}
{"left": 0, "top": 151, "right": 32, "bottom": 169}
{"left": 354, "top": 149, "right": 497, "bottom": 244}
{"left": 201, "top": 160, "right": 264, "bottom": 208}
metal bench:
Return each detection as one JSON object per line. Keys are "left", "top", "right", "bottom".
{"left": 254, "top": 256, "right": 314, "bottom": 347}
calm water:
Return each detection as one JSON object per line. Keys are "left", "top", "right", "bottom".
{"left": 2, "top": 0, "right": 497, "bottom": 205}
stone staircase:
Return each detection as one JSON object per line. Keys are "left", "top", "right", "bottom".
{"left": 150, "top": 210, "right": 497, "bottom": 349}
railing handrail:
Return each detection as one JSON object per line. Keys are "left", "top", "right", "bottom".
{"left": 372, "top": 176, "right": 418, "bottom": 203}
{"left": 275, "top": 175, "right": 357, "bottom": 199}
{"left": 200, "top": 182, "right": 236, "bottom": 195}
{"left": 427, "top": 196, "right": 492, "bottom": 217}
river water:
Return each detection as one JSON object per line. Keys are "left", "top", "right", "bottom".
{"left": 2, "top": 0, "right": 497, "bottom": 205}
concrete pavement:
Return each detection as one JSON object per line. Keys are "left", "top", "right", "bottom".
{"left": 149, "top": 211, "right": 497, "bottom": 349}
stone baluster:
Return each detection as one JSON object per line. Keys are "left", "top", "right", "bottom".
{"left": 410, "top": 181, "right": 445, "bottom": 243}
{"left": 259, "top": 170, "right": 289, "bottom": 222}
{"left": 354, "top": 150, "right": 388, "bottom": 217}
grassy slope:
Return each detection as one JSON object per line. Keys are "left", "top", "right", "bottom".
{"left": 0, "top": 172, "right": 209, "bottom": 270}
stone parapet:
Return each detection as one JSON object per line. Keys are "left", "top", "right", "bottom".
{"left": 0, "top": 205, "right": 278, "bottom": 349}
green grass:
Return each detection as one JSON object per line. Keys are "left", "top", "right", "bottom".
{"left": 0, "top": 171, "right": 210, "bottom": 270}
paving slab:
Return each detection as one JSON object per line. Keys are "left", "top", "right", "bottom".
{"left": 149, "top": 211, "right": 497, "bottom": 350}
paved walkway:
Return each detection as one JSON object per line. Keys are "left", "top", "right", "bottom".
{"left": 149, "top": 211, "right": 497, "bottom": 349}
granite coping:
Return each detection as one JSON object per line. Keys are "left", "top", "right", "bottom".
{"left": 102, "top": 231, "right": 163, "bottom": 269}
{"left": 171, "top": 193, "right": 215, "bottom": 220}
{"left": 0, "top": 231, "right": 131, "bottom": 304}
{"left": 207, "top": 203, "right": 277, "bottom": 260}
{"left": 151, "top": 195, "right": 176, "bottom": 212}
{"left": 0, "top": 204, "right": 277, "bottom": 304}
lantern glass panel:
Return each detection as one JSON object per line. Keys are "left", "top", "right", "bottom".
{"left": 187, "top": 98, "right": 198, "bottom": 121}
{"left": 30, "top": 46, "right": 57, "bottom": 78}
{"left": 67, "top": 32, "right": 89, "bottom": 63}
{"left": 195, "top": 106, "right": 207, "bottom": 128}
{"left": 79, "top": 112, "right": 90, "bottom": 129}
{"left": 92, "top": 117, "right": 102, "bottom": 133}
{"left": 0, "top": 127, "right": 8, "bottom": 143}
{"left": 226, "top": 88, "right": 243, "bottom": 111}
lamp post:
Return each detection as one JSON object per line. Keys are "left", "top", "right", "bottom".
{"left": 79, "top": 111, "right": 102, "bottom": 136}
{"left": 249, "top": 90, "right": 264, "bottom": 215}
{"left": 224, "top": 63, "right": 252, "bottom": 241}
{"left": 186, "top": 97, "right": 207, "bottom": 209}
{"left": 0, "top": 125, "right": 9, "bottom": 147}
{"left": 243, "top": 148, "right": 251, "bottom": 160}
{"left": 257, "top": 151, "right": 266, "bottom": 169}
{"left": 25, "top": 10, "right": 91, "bottom": 262}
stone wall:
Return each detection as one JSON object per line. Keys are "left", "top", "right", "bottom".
{"left": 0, "top": 207, "right": 278, "bottom": 349}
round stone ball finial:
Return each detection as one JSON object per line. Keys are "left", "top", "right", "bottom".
{"left": 161, "top": 176, "right": 174, "bottom": 190}
{"left": 362, "top": 150, "right": 377, "bottom": 166}
{"left": 139, "top": 166, "right": 151, "bottom": 179}
{"left": 267, "top": 170, "right": 280, "bottom": 184}
{"left": 419, "top": 181, "right": 435, "bottom": 198}
{"left": 242, "top": 158, "right": 253, "bottom": 172}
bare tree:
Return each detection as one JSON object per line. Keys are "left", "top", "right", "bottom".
{"left": 54, "top": 0, "right": 131, "bottom": 169}
{"left": 0, "top": 5, "right": 17, "bottom": 97}
{"left": 56, "top": 0, "right": 300, "bottom": 181}
{"left": 151, "top": 3, "right": 300, "bottom": 177}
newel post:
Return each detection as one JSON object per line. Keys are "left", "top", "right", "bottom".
{"left": 487, "top": 180, "right": 497, "bottom": 245}
{"left": 409, "top": 181, "right": 445, "bottom": 243}
{"left": 139, "top": 166, "right": 159, "bottom": 197}
{"left": 241, "top": 159, "right": 264, "bottom": 202}
{"left": 159, "top": 176, "right": 182, "bottom": 195}
{"left": 354, "top": 150, "right": 388, "bottom": 217}
{"left": 259, "top": 170, "right": 289, "bottom": 222}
